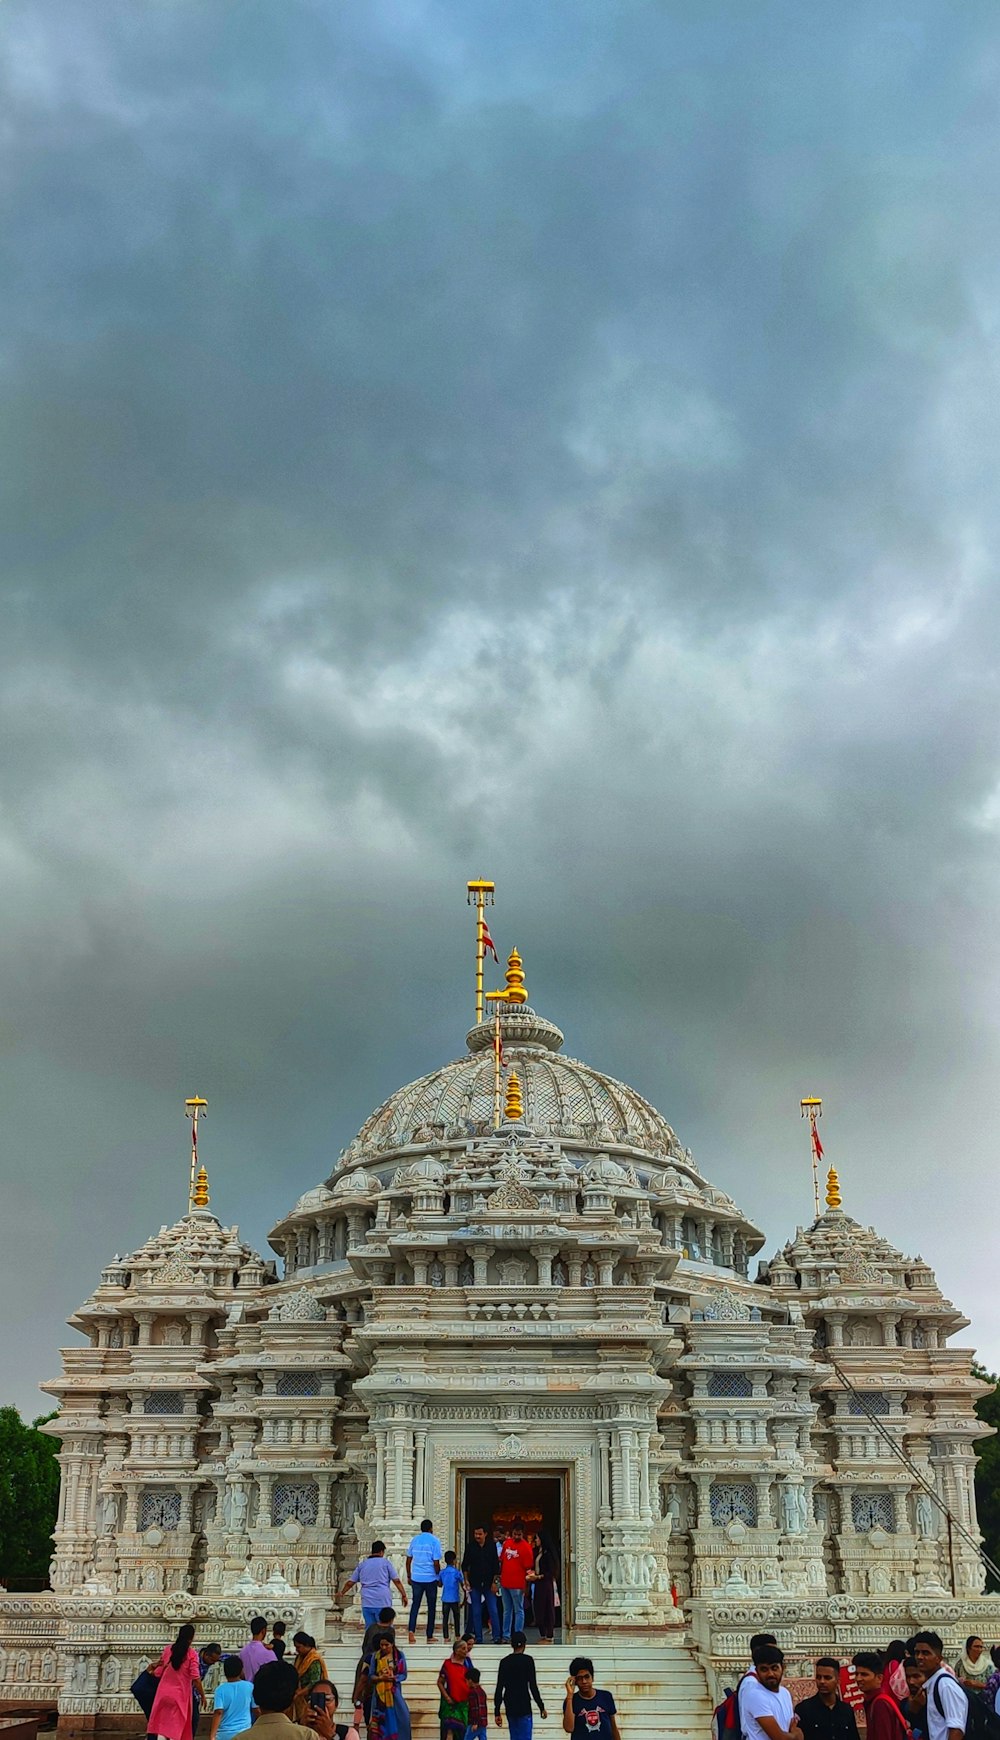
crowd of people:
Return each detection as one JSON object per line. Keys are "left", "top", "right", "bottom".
{"left": 136, "top": 1615, "right": 619, "bottom": 1740}
{"left": 338, "top": 1519, "right": 560, "bottom": 1649}
{"left": 728, "top": 1629, "right": 1000, "bottom": 1740}
{"left": 137, "top": 1620, "right": 360, "bottom": 1740}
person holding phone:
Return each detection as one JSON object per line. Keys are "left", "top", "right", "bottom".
{"left": 304, "top": 1680, "right": 359, "bottom": 1740}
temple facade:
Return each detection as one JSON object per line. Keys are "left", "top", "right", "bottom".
{"left": 1, "top": 944, "right": 996, "bottom": 1730}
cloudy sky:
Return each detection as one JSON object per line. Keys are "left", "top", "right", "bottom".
{"left": 3, "top": 0, "right": 1000, "bottom": 1416}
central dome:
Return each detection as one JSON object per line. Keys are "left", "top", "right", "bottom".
{"left": 338, "top": 1000, "right": 686, "bottom": 1162}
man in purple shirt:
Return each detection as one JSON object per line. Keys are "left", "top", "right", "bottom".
{"left": 238, "top": 1617, "right": 276, "bottom": 1681}
{"left": 338, "top": 1541, "right": 408, "bottom": 1626}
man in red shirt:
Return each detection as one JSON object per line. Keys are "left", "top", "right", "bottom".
{"left": 852, "top": 1653, "right": 909, "bottom": 1740}
{"left": 499, "top": 1524, "right": 535, "bottom": 1642}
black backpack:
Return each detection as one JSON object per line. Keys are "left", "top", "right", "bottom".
{"left": 933, "top": 1676, "right": 1000, "bottom": 1740}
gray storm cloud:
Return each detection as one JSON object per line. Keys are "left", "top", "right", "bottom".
{"left": 2, "top": 0, "right": 1000, "bottom": 1411}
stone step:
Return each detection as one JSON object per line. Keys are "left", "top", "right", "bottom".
{"left": 322, "top": 1637, "right": 715, "bottom": 1738}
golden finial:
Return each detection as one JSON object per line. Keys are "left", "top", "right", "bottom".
{"left": 505, "top": 1068, "right": 524, "bottom": 1122}
{"left": 503, "top": 947, "right": 528, "bottom": 1005}
{"left": 825, "top": 1165, "right": 842, "bottom": 1210}
{"left": 192, "top": 1164, "right": 210, "bottom": 1209}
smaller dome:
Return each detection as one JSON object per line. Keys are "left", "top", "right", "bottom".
{"left": 294, "top": 1184, "right": 335, "bottom": 1214}
{"left": 330, "top": 1169, "right": 381, "bottom": 1201}
{"left": 581, "top": 1156, "right": 629, "bottom": 1185}
{"left": 392, "top": 1155, "right": 446, "bottom": 1188}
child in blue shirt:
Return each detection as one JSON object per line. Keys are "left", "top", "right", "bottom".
{"left": 209, "top": 1657, "right": 255, "bottom": 1740}
{"left": 440, "top": 1551, "right": 464, "bottom": 1640}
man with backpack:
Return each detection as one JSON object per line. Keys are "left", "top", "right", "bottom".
{"left": 737, "top": 1645, "right": 801, "bottom": 1740}
{"left": 852, "top": 1654, "right": 911, "bottom": 1740}
{"left": 912, "top": 1634, "right": 975, "bottom": 1740}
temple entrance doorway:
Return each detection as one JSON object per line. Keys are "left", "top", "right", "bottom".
{"left": 460, "top": 1470, "right": 569, "bottom": 1629}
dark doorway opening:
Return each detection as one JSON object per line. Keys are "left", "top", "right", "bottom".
{"left": 462, "top": 1472, "right": 566, "bottom": 1632}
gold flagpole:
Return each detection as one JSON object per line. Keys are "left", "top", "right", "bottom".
{"left": 494, "top": 1004, "right": 502, "bottom": 1129}
{"left": 185, "top": 1096, "right": 208, "bottom": 1211}
{"left": 800, "top": 1097, "right": 822, "bottom": 1219}
{"left": 466, "top": 879, "right": 495, "bottom": 1026}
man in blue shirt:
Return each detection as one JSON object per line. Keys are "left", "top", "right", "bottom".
{"left": 406, "top": 1517, "right": 444, "bottom": 1643}
{"left": 337, "top": 1541, "right": 407, "bottom": 1627}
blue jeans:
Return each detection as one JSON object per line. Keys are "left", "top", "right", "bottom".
{"left": 409, "top": 1579, "right": 438, "bottom": 1637}
{"left": 508, "top": 1717, "right": 533, "bottom": 1740}
{"left": 466, "top": 1729, "right": 489, "bottom": 1740}
{"left": 361, "top": 1604, "right": 382, "bottom": 1626}
{"left": 468, "top": 1586, "right": 500, "bottom": 1643}
{"left": 500, "top": 1585, "right": 524, "bottom": 1638}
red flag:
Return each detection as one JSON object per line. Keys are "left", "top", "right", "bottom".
{"left": 840, "top": 1665, "right": 863, "bottom": 1716}
{"left": 481, "top": 921, "right": 499, "bottom": 963}
{"left": 811, "top": 1123, "right": 824, "bottom": 1162}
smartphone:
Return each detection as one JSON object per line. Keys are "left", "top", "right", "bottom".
{"left": 308, "top": 1692, "right": 326, "bottom": 1713}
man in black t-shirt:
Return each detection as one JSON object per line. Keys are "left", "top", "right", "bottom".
{"left": 796, "top": 1659, "right": 859, "bottom": 1740}
{"left": 494, "top": 1631, "right": 547, "bottom": 1733}
{"left": 563, "top": 1658, "right": 620, "bottom": 1740}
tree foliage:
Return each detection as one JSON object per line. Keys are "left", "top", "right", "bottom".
{"left": 973, "top": 1364, "right": 1000, "bottom": 1588}
{"left": 0, "top": 1407, "right": 61, "bottom": 1587}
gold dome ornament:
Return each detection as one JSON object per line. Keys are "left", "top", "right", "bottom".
{"left": 502, "top": 947, "right": 528, "bottom": 1006}
{"left": 504, "top": 1068, "right": 524, "bottom": 1122}
{"left": 825, "top": 1165, "right": 842, "bottom": 1211}
{"left": 192, "top": 1165, "right": 210, "bottom": 1209}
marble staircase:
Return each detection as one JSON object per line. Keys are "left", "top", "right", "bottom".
{"left": 322, "top": 1634, "right": 715, "bottom": 1738}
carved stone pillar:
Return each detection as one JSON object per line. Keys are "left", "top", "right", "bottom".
{"left": 754, "top": 1474, "right": 773, "bottom": 1528}
{"left": 596, "top": 1428, "right": 612, "bottom": 1522}
{"left": 413, "top": 1429, "right": 428, "bottom": 1519}
{"left": 374, "top": 1430, "right": 387, "bottom": 1518}
{"left": 638, "top": 1431, "right": 652, "bottom": 1522}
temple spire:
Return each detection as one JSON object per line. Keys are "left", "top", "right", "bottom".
{"left": 825, "top": 1164, "right": 842, "bottom": 1210}
{"left": 185, "top": 1096, "right": 208, "bottom": 1212}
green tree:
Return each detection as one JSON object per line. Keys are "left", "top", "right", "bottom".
{"left": 0, "top": 1406, "right": 61, "bottom": 1587}
{"left": 973, "top": 1364, "right": 1000, "bottom": 1589}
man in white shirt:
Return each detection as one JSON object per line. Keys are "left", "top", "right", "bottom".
{"left": 913, "top": 1633, "right": 968, "bottom": 1740}
{"left": 405, "top": 1517, "right": 444, "bottom": 1644}
{"left": 739, "top": 1646, "right": 801, "bottom": 1740}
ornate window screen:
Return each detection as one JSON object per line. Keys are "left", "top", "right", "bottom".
{"left": 851, "top": 1490, "right": 896, "bottom": 1533}
{"left": 272, "top": 1482, "right": 320, "bottom": 1526}
{"left": 707, "top": 1370, "right": 753, "bottom": 1399}
{"left": 143, "top": 1391, "right": 185, "bottom": 1414}
{"left": 849, "top": 1391, "right": 890, "bottom": 1416}
{"left": 710, "top": 1481, "right": 757, "bottom": 1526}
{"left": 275, "top": 1371, "right": 322, "bottom": 1398}
{"left": 140, "top": 1490, "right": 182, "bottom": 1530}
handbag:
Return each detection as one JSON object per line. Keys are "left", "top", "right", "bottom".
{"left": 130, "top": 1669, "right": 159, "bottom": 1719}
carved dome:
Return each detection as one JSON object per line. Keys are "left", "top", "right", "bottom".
{"left": 329, "top": 1168, "right": 381, "bottom": 1201}
{"left": 339, "top": 1002, "right": 686, "bottom": 1164}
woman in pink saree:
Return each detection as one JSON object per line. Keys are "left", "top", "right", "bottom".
{"left": 149, "top": 1624, "right": 204, "bottom": 1740}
